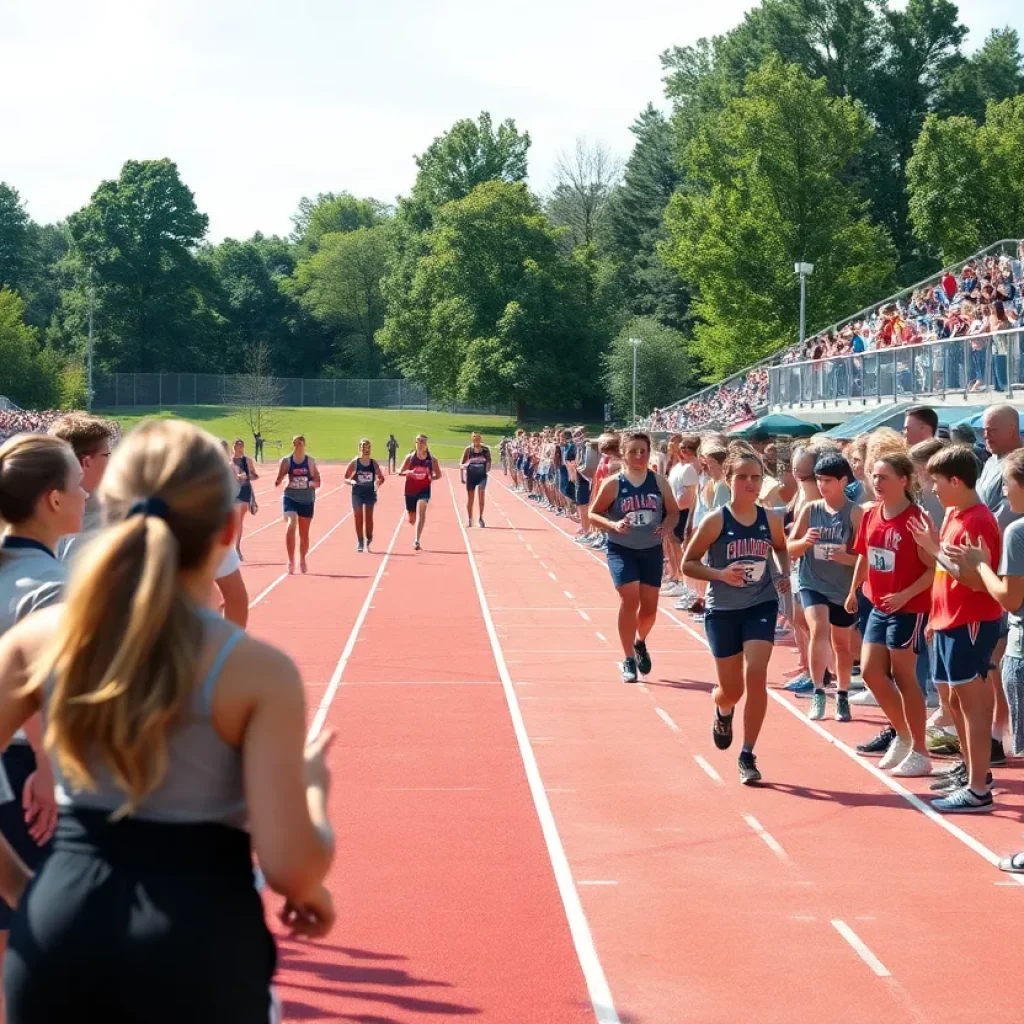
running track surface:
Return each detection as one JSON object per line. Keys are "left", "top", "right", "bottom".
{"left": 238, "top": 466, "right": 1024, "bottom": 1023}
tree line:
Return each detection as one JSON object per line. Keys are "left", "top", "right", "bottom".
{"left": 2, "top": 0, "right": 1024, "bottom": 417}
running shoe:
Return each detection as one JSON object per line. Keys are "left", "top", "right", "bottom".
{"left": 784, "top": 674, "right": 812, "bottom": 692}
{"left": 633, "top": 639, "right": 652, "bottom": 676}
{"left": 479, "top": 519, "right": 485, "bottom": 528}
{"left": 356, "top": 541, "right": 364, "bottom": 553}
{"left": 288, "top": 561, "right": 296, "bottom": 575}
{"left": 890, "top": 750, "right": 932, "bottom": 777}
{"left": 621, "top": 657, "right": 638, "bottom": 684}
{"left": 992, "top": 737, "right": 1007, "bottom": 767}
{"left": 998, "top": 852, "right": 1024, "bottom": 873}
{"left": 808, "top": 690, "right": 827, "bottom": 721}
{"left": 414, "top": 539, "right": 421, "bottom": 551}
{"left": 856, "top": 725, "right": 896, "bottom": 756}
{"left": 835, "top": 691, "right": 852, "bottom": 723}
{"left": 932, "top": 766, "right": 992, "bottom": 792}
{"left": 931, "top": 787, "right": 994, "bottom": 813}
{"left": 850, "top": 689, "right": 879, "bottom": 706}
{"left": 925, "top": 691, "right": 940, "bottom": 709}
{"left": 300, "top": 560, "right": 308, "bottom": 575}
{"left": 712, "top": 707, "right": 734, "bottom": 750}
{"left": 878, "top": 736, "right": 913, "bottom": 770}
{"left": 366, "top": 538, "right": 373, "bottom": 551}
{"left": 738, "top": 751, "right": 761, "bottom": 785}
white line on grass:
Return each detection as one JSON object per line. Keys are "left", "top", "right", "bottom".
{"left": 446, "top": 473, "right": 622, "bottom": 1024}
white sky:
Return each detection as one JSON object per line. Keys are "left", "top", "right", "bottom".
{"left": 3, "top": 0, "right": 1022, "bottom": 242}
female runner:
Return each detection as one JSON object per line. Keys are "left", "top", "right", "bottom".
{"left": 684, "top": 446, "right": 790, "bottom": 784}
{"left": 231, "top": 439, "right": 259, "bottom": 561}
{"left": 399, "top": 435, "right": 441, "bottom": 551}
{"left": 460, "top": 433, "right": 491, "bottom": 528}
{"left": 345, "top": 439, "right": 384, "bottom": 552}
{"left": 588, "top": 431, "right": 679, "bottom": 684}
{"left": 275, "top": 435, "right": 320, "bottom": 574}
{"left": 844, "top": 451, "right": 934, "bottom": 777}
{"left": 0, "top": 420, "right": 335, "bottom": 1023}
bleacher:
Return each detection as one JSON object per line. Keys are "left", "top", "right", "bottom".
{"left": 646, "top": 239, "right": 1024, "bottom": 433}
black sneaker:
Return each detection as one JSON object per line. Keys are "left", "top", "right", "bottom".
{"left": 930, "top": 760, "right": 966, "bottom": 791}
{"left": 738, "top": 751, "right": 761, "bottom": 785}
{"left": 621, "top": 657, "right": 638, "bottom": 684}
{"left": 633, "top": 639, "right": 652, "bottom": 676}
{"left": 992, "top": 738, "right": 1007, "bottom": 767}
{"left": 713, "top": 708, "right": 734, "bottom": 750}
{"left": 856, "top": 725, "right": 896, "bottom": 756}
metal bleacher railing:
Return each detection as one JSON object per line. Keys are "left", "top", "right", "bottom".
{"left": 647, "top": 239, "right": 1024, "bottom": 428}
{"left": 92, "top": 374, "right": 510, "bottom": 417}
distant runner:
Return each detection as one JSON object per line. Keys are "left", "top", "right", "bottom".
{"left": 386, "top": 434, "right": 399, "bottom": 475}
{"left": 399, "top": 434, "right": 441, "bottom": 551}
{"left": 345, "top": 439, "right": 385, "bottom": 552}
{"left": 275, "top": 435, "right": 320, "bottom": 574}
{"left": 460, "top": 433, "right": 491, "bottom": 528}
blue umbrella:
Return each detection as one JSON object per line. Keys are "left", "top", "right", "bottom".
{"left": 729, "top": 413, "right": 818, "bottom": 438}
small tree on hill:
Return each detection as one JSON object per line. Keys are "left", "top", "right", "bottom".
{"left": 227, "top": 341, "right": 284, "bottom": 441}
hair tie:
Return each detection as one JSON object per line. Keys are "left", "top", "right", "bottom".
{"left": 127, "top": 497, "right": 169, "bottom": 521}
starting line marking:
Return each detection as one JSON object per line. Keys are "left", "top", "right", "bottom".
{"left": 742, "top": 814, "right": 788, "bottom": 860}
{"left": 655, "top": 708, "right": 680, "bottom": 732}
{"left": 831, "top": 919, "right": 890, "bottom": 977}
{"left": 448, "top": 474, "right": 622, "bottom": 1024}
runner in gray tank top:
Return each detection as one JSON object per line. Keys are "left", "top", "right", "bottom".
{"left": 683, "top": 447, "right": 790, "bottom": 785}
{"left": 788, "top": 453, "right": 864, "bottom": 723}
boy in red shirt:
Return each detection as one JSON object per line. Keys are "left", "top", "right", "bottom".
{"left": 911, "top": 446, "right": 1002, "bottom": 813}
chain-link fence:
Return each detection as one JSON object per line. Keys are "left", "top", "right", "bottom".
{"left": 93, "top": 374, "right": 510, "bottom": 416}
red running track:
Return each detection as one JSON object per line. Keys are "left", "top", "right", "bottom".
{"left": 236, "top": 464, "right": 1024, "bottom": 1022}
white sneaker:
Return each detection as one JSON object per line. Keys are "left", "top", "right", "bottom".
{"left": 890, "top": 749, "right": 932, "bottom": 777}
{"left": 850, "top": 689, "right": 879, "bottom": 706}
{"left": 879, "top": 736, "right": 913, "bottom": 771}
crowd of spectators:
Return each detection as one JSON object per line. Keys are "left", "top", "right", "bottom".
{"left": 0, "top": 408, "right": 121, "bottom": 445}
{"left": 646, "top": 243, "right": 1024, "bottom": 432}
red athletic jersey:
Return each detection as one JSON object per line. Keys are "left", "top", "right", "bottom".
{"left": 852, "top": 503, "right": 932, "bottom": 614}
{"left": 929, "top": 502, "right": 1002, "bottom": 631}
{"left": 404, "top": 452, "right": 434, "bottom": 495}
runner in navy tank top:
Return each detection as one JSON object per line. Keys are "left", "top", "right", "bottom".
{"left": 399, "top": 434, "right": 441, "bottom": 551}
{"left": 684, "top": 447, "right": 790, "bottom": 784}
{"left": 345, "top": 438, "right": 385, "bottom": 553}
{"left": 231, "top": 438, "right": 259, "bottom": 563}
{"left": 589, "top": 430, "right": 679, "bottom": 684}
{"left": 274, "top": 435, "right": 320, "bottom": 574}
{"left": 460, "top": 432, "right": 491, "bottom": 528}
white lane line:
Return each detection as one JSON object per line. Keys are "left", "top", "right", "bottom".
{"left": 549, "top": 571, "right": 558, "bottom": 581}
{"left": 831, "top": 919, "right": 890, "bottom": 977}
{"left": 742, "top": 814, "right": 788, "bottom": 860}
{"left": 655, "top": 707, "right": 680, "bottom": 732}
{"left": 446, "top": 474, "right": 622, "bottom": 1024}
{"left": 564, "top": 590, "right": 575, "bottom": 600}
{"left": 693, "top": 755, "right": 723, "bottom": 783}
{"left": 306, "top": 511, "right": 403, "bottom": 740}
{"left": 539, "top": 560, "right": 549, "bottom": 570}
{"left": 596, "top": 632, "right": 607, "bottom": 643}
{"left": 578, "top": 609, "right": 591, "bottom": 621}
{"left": 249, "top": 506, "right": 355, "bottom": 610}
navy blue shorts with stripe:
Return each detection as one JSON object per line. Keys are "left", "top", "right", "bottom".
{"left": 933, "top": 620, "right": 1000, "bottom": 686}
{"left": 705, "top": 600, "right": 779, "bottom": 659}
{"left": 863, "top": 607, "right": 927, "bottom": 654}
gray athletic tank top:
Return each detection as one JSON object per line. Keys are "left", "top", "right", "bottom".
{"left": 797, "top": 499, "right": 855, "bottom": 604}
{"left": 605, "top": 470, "right": 664, "bottom": 551}
{"left": 45, "top": 610, "right": 247, "bottom": 828}
{"left": 706, "top": 505, "right": 777, "bottom": 611}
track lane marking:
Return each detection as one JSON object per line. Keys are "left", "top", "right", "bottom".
{"left": 742, "top": 814, "right": 788, "bottom": 860}
{"left": 655, "top": 708, "right": 680, "bottom": 732}
{"left": 831, "top": 920, "right": 890, "bottom": 977}
{"left": 693, "top": 755, "right": 723, "bottom": 783}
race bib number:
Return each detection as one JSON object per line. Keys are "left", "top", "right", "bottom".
{"left": 356, "top": 471, "right": 374, "bottom": 485}
{"left": 290, "top": 476, "right": 308, "bottom": 489}
{"left": 868, "top": 546, "right": 894, "bottom": 572}
{"left": 735, "top": 559, "right": 766, "bottom": 585}
{"left": 412, "top": 466, "right": 430, "bottom": 481}
{"left": 627, "top": 510, "right": 654, "bottom": 527}
{"left": 814, "top": 543, "right": 842, "bottom": 562}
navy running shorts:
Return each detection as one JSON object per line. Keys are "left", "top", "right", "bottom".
{"left": 799, "top": 588, "right": 857, "bottom": 628}
{"left": 705, "top": 600, "right": 778, "bottom": 659}
{"left": 606, "top": 542, "right": 663, "bottom": 589}
{"left": 575, "top": 476, "right": 592, "bottom": 505}
{"left": 934, "top": 620, "right": 1000, "bottom": 686}
{"left": 856, "top": 588, "right": 873, "bottom": 635}
{"left": 282, "top": 496, "right": 314, "bottom": 519}
{"left": 351, "top": 491, "right": 376, "bottom": 509}
{"left": 235, "top": 483, "right": 253, "bottom": 505}
{"left": 863, "top": 607, "right": 927, "bottom": 654}
{"left": 673, "top": 507, "right": 690, "bottom": 543}
{"left": 0, "top": 745, "right": 52, "bottom": 930}
{"left": 405, "top": 490, "right": 430, "bottom": 514}
{"left": 466, "top": 474, "right": 487, "bottom": 492}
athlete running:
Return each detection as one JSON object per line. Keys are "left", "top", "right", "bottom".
{"left": 275, "top": 435, "right": 320, "bottom": 574}
{"left": 345, "top": 439, "right": 385, "bottom": 552}
{"left": 460, "top": 433, "right": 491, "bottom": 527}
{"left": 684, "top": 446, "right": 790, "bottom": 784}
{"left": 399, "top": 434, "right": 441, "bottom": 550}
{"left": 0, "top": 420, "right": 335, "bottom": 1023}
{"left": 588, "top": 430, "right": 679, "bottom": 684}
{"left": 231, "top": 438, "right": 259, "bottom": 561}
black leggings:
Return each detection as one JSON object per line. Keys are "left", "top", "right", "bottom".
{"left": 5, "top": 810, "right": 276, "bottom": 1023}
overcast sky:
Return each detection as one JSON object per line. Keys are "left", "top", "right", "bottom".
{"left": 3, "top": 0, "right": 1022, "bottom": 242}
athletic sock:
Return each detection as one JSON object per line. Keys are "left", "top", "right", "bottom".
{"left": 741, "top": 744, "right": 753, "bottom": 756}
{"left": 814, "top": 688, "right": 826, "bottom": 696}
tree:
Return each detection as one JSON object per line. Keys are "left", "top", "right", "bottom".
{"left": 290, "top": 193, "right": 390, "bottom": 255}
{"left": 226, "top": 341, "right": 284, "bottom": 440}
{"left": 61, "top": 159, "right": 215, "bottom": 371}
{"left": 0, "top": 183, "right": 29, "bottom": 291}
{"left": 908, "top": 96, "right": 1024, "bottom": 261}
{"left": 379, "top": 181, "right": 602, "bottom": 418}
{"left": 292, "top": 224, "right": 391, "bottom": 377}
{"left": 937, "top": 28, "right": 1024, "bottom": 121}
{"left": 545, "top": 138, "right": 622, "bottom": 251}
{"left": 662, "top": 57, "right": 897, "bottom": 379}
{"left": 0, "top": 288, "right": 61, "bottom": 409}
{"left": 605, "top": 105, "right": 690, "bottom": 330}
{"left": 603, "top": 318, "right": 696, "bottom": 420}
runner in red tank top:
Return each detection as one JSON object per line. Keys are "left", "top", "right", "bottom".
{"left": 398, "top": 433, "right": 441, "bottom": 551}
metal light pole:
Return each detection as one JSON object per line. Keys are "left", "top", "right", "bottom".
{"left": 795, "top": 262, "right": 814, "bottom": 349}
{"left": 629, "top": 337, "right": 642, "bottom": 423}
{"left": 86, "top": 267, "right": 95, "bottom": 412}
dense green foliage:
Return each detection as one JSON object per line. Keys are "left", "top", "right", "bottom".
{"left": 2, "top": 1, "right": 1023, "bottom": 410}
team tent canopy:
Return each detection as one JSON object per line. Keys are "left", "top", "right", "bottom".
{"left": 728, "top": 413, "right": 818, "bottom": 438}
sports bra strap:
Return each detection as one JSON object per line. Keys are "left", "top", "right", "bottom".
{"left": 200, "top": 628, "right": 245, "bottom": 717}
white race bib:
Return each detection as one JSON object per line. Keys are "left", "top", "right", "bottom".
{"left": 868, "top": 545, "right": 895, "bottom": 572}
{"left": 290, "top": 477, "right": 309, "bottom": 489}
{"left": 627, "top": 509, "right": 654, "bottom": 527}
{"left": 814, "top": 543, "right": 842, "bottom": 562}
{"left": 735, "top": 559, "right": 766, "bottom": 584}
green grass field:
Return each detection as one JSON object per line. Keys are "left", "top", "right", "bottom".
{"left": 98, "top": 406, "right": 517, "bottom": 462}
